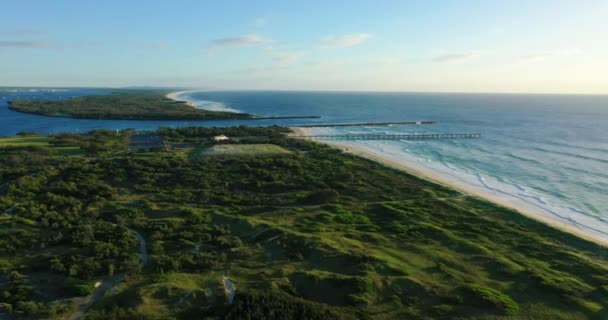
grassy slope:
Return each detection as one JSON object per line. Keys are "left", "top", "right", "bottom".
{"left": 7, "top": 90, "right": 253, "bottom": 120}
{"left": 0, "top": 128, "right": 607, "bottom": 320}
{"left": 0, "top": 135, "right": 84, "bottom": 159}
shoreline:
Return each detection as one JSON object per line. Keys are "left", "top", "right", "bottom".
{"left": 291, "top": 127, "right": 608, "bottom": 247}
{"left": 166, "top": 90, "right": 253, "bottom": 115}
{"left": 165, "top": 90, "right": 197, "bottom": 108}
{"left": 288, "top": 126, "right": 311, "bottom": 136}
{"left": 166, "top": 91, "right": 319, "bottom": 120}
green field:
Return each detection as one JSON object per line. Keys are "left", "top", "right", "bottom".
{"left": 0, "top": 136, "right": 50, "bottom": 147}
{"left": 1, "top": 126, "right": 607, "bottom": 320}
{"left": 0, "top": 131, "right": 132, "bottom": 161}
{"left": 200, "top": 144, "right": 291, "bottom": 156}
{"left": 0, "top": 135, "right": 84, "bottom": 158}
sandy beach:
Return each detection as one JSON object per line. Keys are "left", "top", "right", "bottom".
{"left": 165, "top": 90, "right": 196, "bottom": 107}
{"left": 165, "top": 90, "right": 242, "bottom": 113}
{"left": 291, "top": 127, "right": 608, "bottom": 247}
{"left": 288, "top": 127, "right": 311, "bottom": 136}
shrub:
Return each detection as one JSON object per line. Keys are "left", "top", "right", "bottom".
{"left": 62, "top": 278, "right": 95, "bottom": 296}
{"left": 461, "top": 284, "right": 520, "bottom": 315}
{"left": 16, "top": 131, "right": 38, "bottom": 136}
{"left": 304, "top": 189, "right": 339, "bottom": 204}
{"left": 223, "top": 289, "right": 360, "bottom": 320}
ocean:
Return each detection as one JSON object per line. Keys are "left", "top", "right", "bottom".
{"left": 1, "top": 89, "right": 607, "bottom": 241}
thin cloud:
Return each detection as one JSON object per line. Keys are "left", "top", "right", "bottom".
{"left": 371, "top": 57, "right": 398, "bottom": 66}
{"left": 137, "top": 42, "right": 170, "bottom": 50}
{"left": 521, "top": 49, "right": 582, "bottom": 62}
{"left": 433, "top": 52, "right": 480, "bottom": 63}
{"left": 254, "top": 18, "right": 267, "bottom": 28}
{"left": 209, "top": 35, "right": 270, "bottom": 48}
{"left": 0, "top": 29, "right": 46, "bottom": 36}
{"left": 274, "top": 52, "right": 304, "bottom": 66}
{"left": 321, "top": 33, "right": 371, "bottom": 48}
{"left": 0, "top": 40, "right": 50, "bottom": 48}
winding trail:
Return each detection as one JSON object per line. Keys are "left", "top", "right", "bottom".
{"left": 132, "top": 230, "right": 149, "bottom": 266}
{"left": 67, "top": 228, "right": 147, "bottom": 320}
{"left": 222, "top": 276, "right": 236, "bottom": 304}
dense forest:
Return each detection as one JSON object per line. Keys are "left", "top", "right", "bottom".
{"left": 7, "top": 91, "right": 253, "bottom": 120}
{"left": 1, "top": 126, "right": 607, "bottom": 319}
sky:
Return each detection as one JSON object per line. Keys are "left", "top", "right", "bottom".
{"left": 0, "top": 0, "right": 607, "bottom": 93}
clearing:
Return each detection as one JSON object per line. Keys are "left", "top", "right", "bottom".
{"left": 200, "top": 144, "right": 291, "bottom": 156}
{"left": 0, "top": 136, "right": 49, "bottom": 147}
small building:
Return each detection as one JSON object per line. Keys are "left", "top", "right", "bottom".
{"left": 213, "top": 135, "right": 230, "bottom": 142}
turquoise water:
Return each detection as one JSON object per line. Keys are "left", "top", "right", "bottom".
{"left": 1, "top": 89, "right": 607, "bottom": 240}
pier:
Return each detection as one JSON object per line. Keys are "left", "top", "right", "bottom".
{"left": 294, "top": 133, "right": 481, "bottom": 141}
{"left": 297, "top": 121, "right": 436, "bottom": 128}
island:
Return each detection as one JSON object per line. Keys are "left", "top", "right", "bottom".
{"left": 6, "top": 90, "right": 319, "bottom": 121}
{"left": 0, "top": 126, "right": 607, "bottom": 319}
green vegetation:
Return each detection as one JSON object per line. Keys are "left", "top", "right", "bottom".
{"left": 1, "top": 126, "right": 607, "bottom": 319}
{"left": 7, "top": 91, "right": 253, "bottom": 120}
{"left": 0, "top": 135, "right": 49, "bottom": 148}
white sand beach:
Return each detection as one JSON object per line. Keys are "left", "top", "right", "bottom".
{"left": 288, "top": 127, "right": 311, "bottom": 136}
{"left": 165, "top": 90, "right": 196, "bottom": 107}
{"left": 165, "top": 90, "right": 241, "bottom": 113}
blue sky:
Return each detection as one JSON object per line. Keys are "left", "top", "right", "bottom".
{"left": 1, "top": 0, "right": 607, "bottom": 93}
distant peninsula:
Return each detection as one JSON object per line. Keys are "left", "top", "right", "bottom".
{"left": 7, "top": 90, "right": 319, "bottom": 121}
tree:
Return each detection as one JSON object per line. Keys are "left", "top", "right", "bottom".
{"left": 305, "top": 189, "right": 340, "bottom": 204}
{"left": 8, "top": 271, "right": 22, "bottom": 283}
{"left": 50, "top": 257, "right": 66, "bottom": 273}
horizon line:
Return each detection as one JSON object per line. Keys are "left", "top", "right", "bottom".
{"left": 2, "top": 85, "right": 607, "bottom": 96}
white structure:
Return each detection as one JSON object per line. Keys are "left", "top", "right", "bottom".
{"left": 213, "top": 135, "right": 229, "bottom": 142}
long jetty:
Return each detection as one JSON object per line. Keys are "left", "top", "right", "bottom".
{"left": 297, "top": 121, "right": 435, "bottom": 128}
{"left": 252, "top": 115, "right": 321, "bottom": 120}
{"left": 295, "top": 133, "right": 481, "bottom": 141}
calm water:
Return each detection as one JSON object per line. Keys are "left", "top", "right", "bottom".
{"left": 1, "top": 89, "right": 607, "bottom": 239}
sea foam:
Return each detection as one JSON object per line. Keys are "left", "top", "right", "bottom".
{"left": 167, "top": 91, "right": 241, "bottom": 113}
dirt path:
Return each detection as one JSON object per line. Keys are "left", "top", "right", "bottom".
{"left": 67, "top": 228, "right": 147, "bottom": 320}
{"left": 132, "top": 230, "right": 149, "bottom": 266}
{"left": 222, "top": 276, "right": 236, "bottom": 304}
